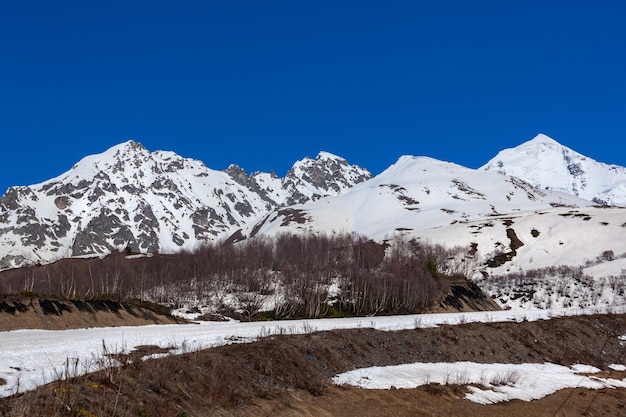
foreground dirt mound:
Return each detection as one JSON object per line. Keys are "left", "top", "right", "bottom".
{"left": 0, "top": 296, "right": 183, "bottom": 330}
{"left": 1, "top": 313, "right": 624, "bottom": 416}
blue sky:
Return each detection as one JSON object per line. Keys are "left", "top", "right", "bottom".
{"left": 1, "top": 1, "right": 624, "bottom": 193}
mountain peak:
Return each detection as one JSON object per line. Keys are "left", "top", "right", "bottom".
{"left": 282, "top": 152, "right": 372, "bottom": 204}
{"left": 480, "top": 134, "right": 568, "bottom": 173}
{"left": 315, "top": 151, "right": 345, "bottom": 161}
{"left": 527, "top": 133, "right": 559, "bottom": 145}
{"left": 123, "top": 139, "right": 145, "bottom": 149}
{"left": 64, "top": 140, "right": 153, "bottom": 179}
{"left": 105, "top": 139, "right": 147, "bottom": 155}
{"left": 482, "top": 134, "right": 626, "bottom": 202}
{"left": 291, "top": 151, "right": 344, "bottom": 169}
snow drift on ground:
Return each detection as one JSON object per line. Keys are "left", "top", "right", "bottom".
{"left": 333, "top": 362, "right": 626, "bottom": 404}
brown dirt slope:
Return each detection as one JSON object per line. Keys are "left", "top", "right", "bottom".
{"left": 0, "top": 296, "right": 183, "bottom": 330}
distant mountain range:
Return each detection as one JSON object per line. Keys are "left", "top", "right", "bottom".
{"left": 2, "top": 133, "right": 626, "bottom": 273}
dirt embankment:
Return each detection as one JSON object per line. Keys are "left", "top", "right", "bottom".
{"left": 0, "top": 297, "right": 184, "bottom": 331}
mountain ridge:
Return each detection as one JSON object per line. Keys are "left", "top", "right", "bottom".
{"left": 2, "top": 133, "right": 626, "bottom": 272}
{"left": 0, "top": 141, "right": 372, "bottom": 269}
{"left": 244, "top": 149, "right": 589, "bottom": 241}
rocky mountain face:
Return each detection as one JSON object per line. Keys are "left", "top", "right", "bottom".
{"left": 225, "top": 151, "right": 372, "bottom": 207}
{"left": 481, "top": 133, "right": 626, "bottom": 206}
{"left": 0, "top": 141, "right": 372, "bottom": 269}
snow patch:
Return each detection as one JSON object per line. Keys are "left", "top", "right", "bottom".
{"left": 333, "top": 362, "right": 626, "bottom": 404}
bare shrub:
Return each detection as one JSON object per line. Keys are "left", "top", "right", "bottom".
{"left": 490, "top": 370, "right": 522, "bottom": 386}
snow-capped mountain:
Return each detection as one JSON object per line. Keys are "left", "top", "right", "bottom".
{"left": 0, "top": 141, "right": 371, "bottom": 269}
{"left": 246, "top": 154, "right": 589, "bottom": 241}
{"left": 481, "top": 133, "right": 626, "bottom": 205}
{"left": 4, "top": 133, "right": 626, "bottom": 285}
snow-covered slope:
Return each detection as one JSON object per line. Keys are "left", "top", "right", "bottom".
{"left": 481, "top": 133, "right": 626, "bottom": 205}
{"left": 247, "top": 155, "right": 588, "bottom": 241}
{"left": 417, "top": 206, "right": 626, "bottom": 273}
{"left": 0, "top": 141, "right": 371, "bottom": 269}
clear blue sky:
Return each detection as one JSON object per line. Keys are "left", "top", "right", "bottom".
{"left": 1, "top": 0, "right": 624, "bottom": 193}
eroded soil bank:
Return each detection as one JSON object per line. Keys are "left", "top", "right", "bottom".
{"left": 0, "top": 296, "right": 183, "bottom": 330}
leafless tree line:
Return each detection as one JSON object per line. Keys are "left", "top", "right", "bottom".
{"left": 0, "top": 233, "right": 472, "bottom": 318}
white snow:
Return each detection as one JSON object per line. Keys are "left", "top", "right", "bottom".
{"left": 1, "top": 306, "right": 624, "bottom": 398}
{"left": 333, "top": 361, "right": 626, "bottom": 404}
{"left": 584, "top": 257, "right": 626, "bottom": 278}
